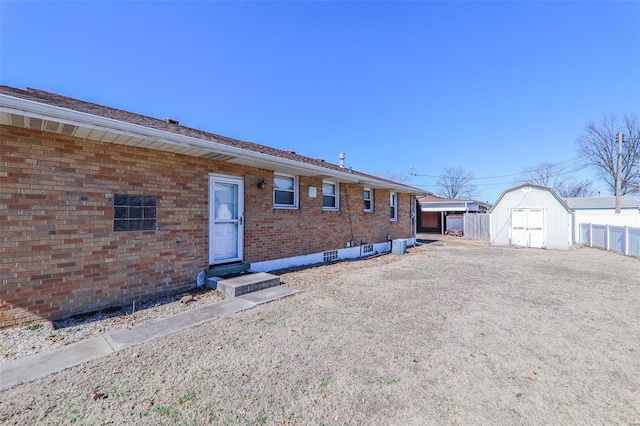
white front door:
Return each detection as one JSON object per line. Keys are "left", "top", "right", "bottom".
{"left": 209, "top": 175, "right": 244, "bottom": 265}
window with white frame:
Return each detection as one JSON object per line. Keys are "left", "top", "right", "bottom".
{"left": 364, "top": 188, "right": 374, "bottom": 212}
{"left": 274, "top": 173, "right": 298, "bottom": 209}
{"left": 322, "top": 181, "right": 339, "bottom": 211}
{"left": 390, "top": 192, "right": 398, "bottom": 221}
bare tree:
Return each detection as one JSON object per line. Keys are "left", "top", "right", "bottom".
{"left": 555, "top": 180, "right": 594, "bottom": 198}
{"left": 374, "top": 171, "right": 410, "bottom": 184}
{"left": 576, "top": 114, "right": 640, "bottom": 195}
{"left": 516, "top": 162, "right": 567, "bottom": 190}
{"left": 515, "top": 162, "right": 593, "bottom": 197}
{"left": 436, "top": 166, "right": 477, "bottom": 199}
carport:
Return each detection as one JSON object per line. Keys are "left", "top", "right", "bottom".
{"left": 418, "top": 194, "right": 491, "bottom": 235}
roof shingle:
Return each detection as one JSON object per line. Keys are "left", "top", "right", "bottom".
{"left": 0, "top": 85, "right": 418, "bottom": 192}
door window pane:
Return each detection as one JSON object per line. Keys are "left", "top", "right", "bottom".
{"left": 215, "top": 183, "right": 238, "bottom": 220}
{"left": 213, "top": 223, "right": 238, "bottom": 260}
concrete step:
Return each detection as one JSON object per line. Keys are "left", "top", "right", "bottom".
{"left": 213, "top": 272, "right": 281, "bottom": 298}
{"left": 205, "top": 262, "right": 251, "bottom": 278}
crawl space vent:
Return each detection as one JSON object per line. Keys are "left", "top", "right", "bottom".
{"left": 362, "top": 244, "right": 374, "bottom": 254}
{"left": 323, "top": 250, "right": 338, "bottom": 262}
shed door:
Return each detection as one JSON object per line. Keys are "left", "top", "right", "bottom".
{"left": 528, "top": 209, "right": 544, "bottom": 248}
{"left": 511, "top": 209, "right": 527, "bottom": 246}
{"left": 511, "top": 209, "right": 544, "bottom": 248}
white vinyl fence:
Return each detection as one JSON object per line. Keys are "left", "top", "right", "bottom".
{"left": 579, "top": 223, "right": 640, "bottom": 258}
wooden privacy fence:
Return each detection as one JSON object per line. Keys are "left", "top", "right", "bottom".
{"left": 579, "top": 223, "right": 640, "bottom": 258}
{"left": 463, "top": 213, "right": 490, "bottom": 240}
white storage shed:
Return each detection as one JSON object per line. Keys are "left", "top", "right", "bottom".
{"left": 490, "top": 184, "right": 573, "bottom": 250}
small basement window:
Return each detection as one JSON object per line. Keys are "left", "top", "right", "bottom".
{"left": 114, "top": 194, "right": 157, "bottom": 232}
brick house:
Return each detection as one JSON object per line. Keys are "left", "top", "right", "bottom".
{"left": 0, "top": 86, "right": 423, "bottom": 328}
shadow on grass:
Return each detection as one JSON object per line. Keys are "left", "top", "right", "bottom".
{"left": 416, "top": 238, "right": 441, "bottom": 245}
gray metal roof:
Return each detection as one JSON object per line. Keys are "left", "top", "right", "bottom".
{"left": 563, "top": 196, "right": 640, "bottom": 210}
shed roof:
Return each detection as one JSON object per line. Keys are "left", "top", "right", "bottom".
{"left": 0, "top": 85, "right": 424, "bottom": 195}
{"left": 490, "top": 184, "right": 572, "bottom": 213}
{"left": 563, "top": 196, "right": 640, "bottom": 210}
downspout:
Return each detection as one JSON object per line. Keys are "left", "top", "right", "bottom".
{"left": 410, "top": 195, "right": 415, "bottom": 240}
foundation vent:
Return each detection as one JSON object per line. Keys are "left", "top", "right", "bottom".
{"left": 323, "top": 250, "right": 338, "bottom": 262}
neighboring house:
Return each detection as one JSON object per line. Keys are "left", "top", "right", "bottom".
{"left": 563, "top": 196, "right": 640, "bottom": 215}
{"left": 564, "top": 196, "right": 640, "bottom": 243}
{"left": 490, "top": 184, "right": 572, "bottom": 250}
{"left": 0, "top": 86, "right": 424, "bottom": 328}
{"left": 418, "top": 194, "right": 491, "bottom": 235}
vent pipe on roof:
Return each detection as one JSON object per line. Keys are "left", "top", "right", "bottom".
{"left": 164, "top": 117, "right": 179, "bottom": 125}
{"left": 339, "top": 152, "right": 345, "bottom": 168}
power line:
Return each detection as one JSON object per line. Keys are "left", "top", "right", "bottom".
{"left": 410, "top": 157, "right": 584, "bottom": 181}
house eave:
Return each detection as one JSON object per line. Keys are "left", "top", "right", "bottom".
{"left": 0, "top": 94, "right": 424, "bottom": 195}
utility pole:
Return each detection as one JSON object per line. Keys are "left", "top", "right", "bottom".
{"left": 615, "top": 132, "right": 622, "bottom": 214}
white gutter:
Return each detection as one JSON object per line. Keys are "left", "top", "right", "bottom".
{"left": 1, "top": 94, "right": 424, "bottom": 195}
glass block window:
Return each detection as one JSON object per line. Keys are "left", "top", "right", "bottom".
{"left": 114, "top": 194, "right": 157, "bottom": 232}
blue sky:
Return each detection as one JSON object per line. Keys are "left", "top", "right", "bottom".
{"left": 1, "top": 1, "right": 639, "bottom": 202}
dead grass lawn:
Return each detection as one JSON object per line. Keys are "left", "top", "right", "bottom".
{"left": 1, "top": 235, "right": 639, "bottom": 424}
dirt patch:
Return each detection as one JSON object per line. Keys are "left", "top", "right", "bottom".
{"left": 1, "top": 235, "right": 638, "bottom": 424}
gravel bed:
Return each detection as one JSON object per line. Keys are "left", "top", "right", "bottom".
{"left": 0, "top": 287, "right": 224, "bottom": 363}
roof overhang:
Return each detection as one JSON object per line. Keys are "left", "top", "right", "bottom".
{"left": 420, "top": 200, "right": 491, "bottom": 212}
{"left": 0, "top": 94, "right": 425, "bottom": 195}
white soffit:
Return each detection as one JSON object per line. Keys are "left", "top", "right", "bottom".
{"left": 0, "top": 95, "right": 423, "bottom": 194}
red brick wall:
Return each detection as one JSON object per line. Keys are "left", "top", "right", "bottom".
{"left": 421, "top": 212, "right": 440, "bottom": 229}
{"left": 0, "top": 125, "right": 413, "bottom": 327}
{"left": 245, "top": 176, "right": 412, "bottom": 261}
